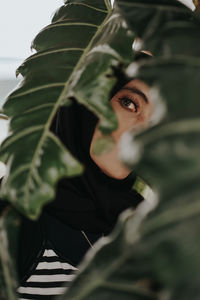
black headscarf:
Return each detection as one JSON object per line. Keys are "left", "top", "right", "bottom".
{"left": 45, "top": 68, "right": 145, "bottom": 235}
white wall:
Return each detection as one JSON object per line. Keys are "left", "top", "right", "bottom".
{"left": 0, "top": 0, "right": 63, "bottom": 59}
{"left": 0, "top": 0, "right": 63, "bottom": 151}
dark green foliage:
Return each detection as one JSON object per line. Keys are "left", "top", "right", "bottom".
{"left": 0, "top": 206, "right": 20, "bottom": 300}
{"left": 0, "top": 0, "right": 199, "bottom": 299}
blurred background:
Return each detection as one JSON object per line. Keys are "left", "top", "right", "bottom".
{"left": 0, "top": 0, "right": 195, "bottom": 151}
{"left": 0, "top": 0, "right": 63, "bottom": 144}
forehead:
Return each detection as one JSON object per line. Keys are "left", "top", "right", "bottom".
{"left": 122, "top": 79, "right": 150, "bottom": 96}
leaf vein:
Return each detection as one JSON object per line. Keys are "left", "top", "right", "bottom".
{"left": 46, "top": 22, "right": 99, "bottom": 30}
{"left": 22, "top": 103, "right": 54, "bottom": 115}
{"left": 1, "top": 126, "right": 43, "bottom": 150}
{"left": 10, "top": 83, "right": 65, "bottom": 99}
{"left": 69, "top": 3, "right": 108, "bottom": 13}
{"left": 20, "top": 48, "right": 84, "bottom": 64}
{"left": 118, "top": 1, "right": 188, "bottom": 13}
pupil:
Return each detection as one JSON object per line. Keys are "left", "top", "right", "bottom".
{"left": 123, "top": 98, "right": 131, "bottom": 106}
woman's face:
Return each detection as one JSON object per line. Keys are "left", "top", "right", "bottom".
{"left": 89, "top": 79, "right": 154, "bottom": 179}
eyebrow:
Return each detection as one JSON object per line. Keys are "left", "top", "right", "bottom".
{"left": 120, "top": 87, "right": 149, "bottom": 104}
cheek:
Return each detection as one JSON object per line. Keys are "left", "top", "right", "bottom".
{"left": 114, "top": 110, "right": 141, "bottom": 135}
{"left": 141, "top": 103, "right": 154, "bottom": 125}
{"left": 113, "top": 101, "right": 154, "bottom": 134}
{"left": 111, "top": 103, "right": 133, "bottom": 134}
{"left": 90, "top": 102, "right": 153, "bottom": 154}
{"left": 89, "top": 122, "right": 102, "bottom": 153}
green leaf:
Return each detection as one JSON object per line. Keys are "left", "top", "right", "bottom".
{"left": 59, "top": 205, "right": 158, "bottom": 300}
{"left": 0, "top": 206, "right": 20, "bottom": 300}
{"left": 122, "top": 119, "right": 200, "bottom": 199}
{"left": 2, "top": 0, "right": 200, "bottom": 299}
{"left": 57, "top": 1, "right": 200, "bottom": 300}
{"left": 0, "top": 0, "right": 114, "bottom": 218}
{"left": 116, "top": 0, "right": 192, "bottom": 52}
{"left": 59, "top": 168, "right": 200, "bottom": 300}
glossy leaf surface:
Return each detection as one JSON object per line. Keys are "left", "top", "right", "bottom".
{"left": 57, "top": 1, "right": 200, "bottom": 299}
{"left": 1, "top": 0, "right": 130, "bottom": 218}
{"left": 1, "top": 0, "right": 200, "bottom": 299}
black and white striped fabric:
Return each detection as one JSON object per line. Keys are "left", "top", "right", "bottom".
{"left": 17, "top": 246, "right": 78, "bottom": 300}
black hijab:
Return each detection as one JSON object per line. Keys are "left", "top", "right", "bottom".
{"left": 45, "top": 77, "right": 144, "bottom": 235}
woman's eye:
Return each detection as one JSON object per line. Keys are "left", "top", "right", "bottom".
{"left": 118, "top": 97, "right": 138, "bottom": 112}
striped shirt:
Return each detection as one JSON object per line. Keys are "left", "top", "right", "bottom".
{"left": 17, "top": 246, "right": 78, "bottom": 300}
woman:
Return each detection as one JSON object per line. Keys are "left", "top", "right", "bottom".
{"left": 2, "top": 59, "right": 150, "bottom": 299}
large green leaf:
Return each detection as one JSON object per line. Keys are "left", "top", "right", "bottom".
{"left": 115, "top": 0, "right": 200, "bottom": 185}
{"left": 1, "top": 0, "right": 199, "bottom": 299}
{"left": 0, "top": 206, "right": 20, "bottom": 300}
{"left": 60, "top": 190, "right": 200, "bottom": 299}
{"left": 0, "top": 0, "right": 127, "bottom": 218}
{"left": 116, "top": 0, "right": 195, "bottom": 56}
{"left": 59, "top": 125, "right": 200, "bottom": 299}
{"left": 56, "top": 1, "right": 200, "bottom": 299}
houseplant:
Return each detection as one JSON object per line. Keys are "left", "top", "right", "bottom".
{"left": 0, "top": 0, "right": 200, "bottom": 299}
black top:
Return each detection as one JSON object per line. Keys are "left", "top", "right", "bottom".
{"left": 47, "top": 100, "right": 143, "bottom": 235}
{"left": 17, "top": 210, "right": 103, "bottom": 283}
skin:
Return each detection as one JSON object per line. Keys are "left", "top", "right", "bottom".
{"left": 89, "top": 79, "right": 154, "bottom": 179}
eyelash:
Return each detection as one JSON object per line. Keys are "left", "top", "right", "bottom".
{"left": 117, "top": 97, "right": 139, "bottom": 113}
